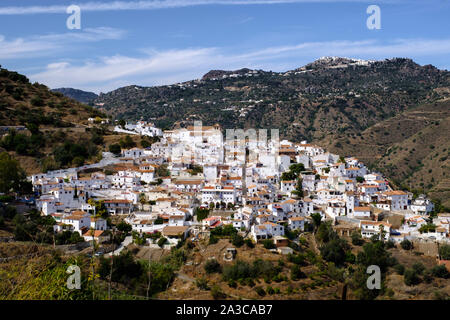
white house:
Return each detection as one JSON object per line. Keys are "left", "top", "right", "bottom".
{"left": 410, "top": 195, "right": 434, "bottom": 215}
{"left": 360, "top": 221, "right": 391, "bottom": 241}
{"left": 104, "top": 199, "right": 133, "bottom": 215}
{"left": 281, "top": 180, "right": 296, "bottom": 195}
{"left": 288, "top": 217, "right": 305, "bottom": 231}
{"left": 353, "top": 206, "right": 371, "bottom": 218}
{"left": 382, "top": 190, "right": 409, "bottom": 211}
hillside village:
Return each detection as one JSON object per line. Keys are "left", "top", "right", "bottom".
{"left": 30, "top": 121, "right": 449, "bottom": 252}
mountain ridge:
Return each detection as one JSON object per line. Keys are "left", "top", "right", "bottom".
{"left": 52, "top": 87, "right": 98, "bottom": 104}
{"left": 91, "top": 57, "right": 449, "bottom": 204}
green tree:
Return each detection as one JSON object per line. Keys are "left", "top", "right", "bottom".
{"left": 404, "top": 269, "right": 421, "bottom": 286}
{"left": 195, "top": 277, "right": 209, "bottom": 290}
{"left": 118, "top": 119, "right": 126, "bottom": 128}
{"left": 439, "top": 244, "right": 450, "bottom": 260}
{"left": 262, "top": 239, "right": 276, "bottom": 250}
{"left": 431, "top": 265, "right": 450, "bottom": 278}
{"left": 400, "top": 239, "right": 413, "bottom": 251}
{"left": 0, "top": 152, "right": 29, "bottom": 194}
{"left": 394, "top": 264, "right": 405, "bottom": 275}
{"left": 116, "top": 221, "right": 132, "bottom": 233}
{"left": 211, "top": 285, "right": 225, "bottom": 299}
{"left": 281, "top": 171, "right": 296, "bottom": 181}
{"left": 412, "top": 262, "right": 425, "bottom": 275}
{"left": 195, "top": 207, "right": 210, "bottom": 221}
{"left": 156, "top": 164, "right": 170, "bottom": 177}
{"left": 119, "top": 135, "right": 136, "bottom": 149}
{"left": 204, "top": 259, "right": 222, "bottom": 274}
{"left": 157, "top": 237, "right": 167, "bottom": 247}
{"left": 320, "top": 238, "right": 349, "bottom": 266}
{"left": 209, "top": 235, "right": 218, "bottom": 245}
{"left": 109, "top": 143, "right": 121, "bottom": 155}
{"left": 290, "top": 265, "right": 306, "bottom": 280}
{"left": 289, "top": 163, "right": 305, "bottom": 175}
{"left": 351, "top": 232, "right": 364, "bottom": 246}
{"left": 311, "top": 213, "right": 322, "bottom": 232}
{"left": 231, "top": 234, "right": 244, "bottom": 247}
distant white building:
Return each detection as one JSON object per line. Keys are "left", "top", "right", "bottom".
{"left": 288, "top": 217, "right": 305, "bottom": 231}
{"left": 201, "top": 185, "right": 236, "bottom": 205}
{"left": 410, "top": 195, "right": 434, "bottom": 215}
{"left": 360, "top": 221, "right": 391, "bottom": 241}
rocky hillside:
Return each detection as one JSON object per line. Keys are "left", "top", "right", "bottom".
{"left": 94, "top": 57, "right": 449, "bottom": 137}
{"left": 0, "top": 66, "right": 111, "bottom": 174}
{"left": 321, "top": 98, "right": 450, "bottom": 207}
{"left": 52, "top": 87, "right": 98, "bottom": 104}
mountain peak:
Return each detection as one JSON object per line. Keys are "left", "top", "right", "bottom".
{"left": 298, "top": 56, "right": 376, "bottom": 71}
{"left": 201, "top": 68, "right": 260, "bottom": 81}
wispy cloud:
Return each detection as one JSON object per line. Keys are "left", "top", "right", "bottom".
{"left": 28, "top": 38, "right": 450, "bottom": 93}
{"left": 0, "top": 0, "right": 395, "bottom": 15}
{"left": 237, "top": 16, "right": 255, "bottom": 24}
{"left": 0, "top": 27, "right": 125, "bottom": 59}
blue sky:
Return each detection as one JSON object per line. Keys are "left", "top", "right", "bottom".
{"left": 0, "top": 0, "right": 449, "bottom": 93}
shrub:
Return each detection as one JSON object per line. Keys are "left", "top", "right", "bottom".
{"left": 157, "top": 237, "right": 167, "bottom": 247}
{"left": 394, "top": 264, "right": 405, "bottom": 275}
{"left": 204, "top": 259, "right": 222, "bottom": 274}
{"left": 211, "top": 285, "right": 225, "bottom": 300}
{"left": 30, "top": 96, "right": 44, "bottom": 106}
{"left": 351, "top": 232, "right": 364, "bottom": 246}
{"left": 439, "top": 244, "right": 450, "bottom": 260}
{"left": 404, "top": 269, "right": 421, "bottom": 286}
{"left": 320, "top": 238, "right": 349, "bottom": 266}
{"left": 262, "top": 239, "right": 276, "bottom": 249}
{"left": 222, "top": 259, "right": 279, "bottom": 283}
{"left": 255, "top": 286, "right": 266, "bottom": 297}
{"left": 412, "top": 262, "right": 425, "bottom": 275}
{"left": 433, "top": 291, "right": 450, "bottom": 300}
{"left": 97, "top": 251, "right": 144, "bottom": 284}
{"left": 195, "top": 207, "right": 209, "bottom": 221}
{"left": 109, "top": 143, "right": 121, "bottom": 155}
{"left": 288, "top": 253, "right": 307, "bottom": 266}
{"left": 209, "top": 235, "right": 218, "bottom": 245}
{"left": 116, "top": 221, "right": 132, "bottom": 233}
{"left": 247, "top": 278, "right": 256, "bottom": 287}
{"left": 431, "top": 265, "right": 450, "bottom": 279}
{"left": 119, "top": 135, "right": 136, "bottom": 149}
{"left": 345, "top": 252, "right": 356, "bottom": 264}
{"left": 231, "top": 234, "right": 244, "bottom": 247}
{"left": 195, "top": 277, "right": 209, "bottom": 290}
{"left": 244, "top": 239, "right": 254, "bottom": 248}
{"left": 289, "top": 241, "right": 300, "bottom": 251}
{"left": 356, "top": 240, "right": 394, "bottom": 273}
{"left": 266, "top": 286, "right": 275, "bottom": 295}
{"left": 400, "top": 239, "right": 413, "bottom": 251}
{"left": 423, "top": 270, "right": 433, "bottom": 284}
{"left": 291, "top": 265, "right": 306, "bottom": 280}
{"left": 385, "top": 240, "right": 396, "bottom": 249}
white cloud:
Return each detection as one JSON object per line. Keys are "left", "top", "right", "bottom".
{"left": 28, "top": 38, "right": 450, "bottom": 93}
{"left": 0, "top": 27, "right": 125, "bottom": 60}
{"left": 0, "top": 0, "right": 392, "bottom": 15}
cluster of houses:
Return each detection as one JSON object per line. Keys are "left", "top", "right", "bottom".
{"left": 29, "top": 122, "right": 448, "bottom": 249}
{"left": 113, "top": 120, "right": 163, "bottom": 137}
